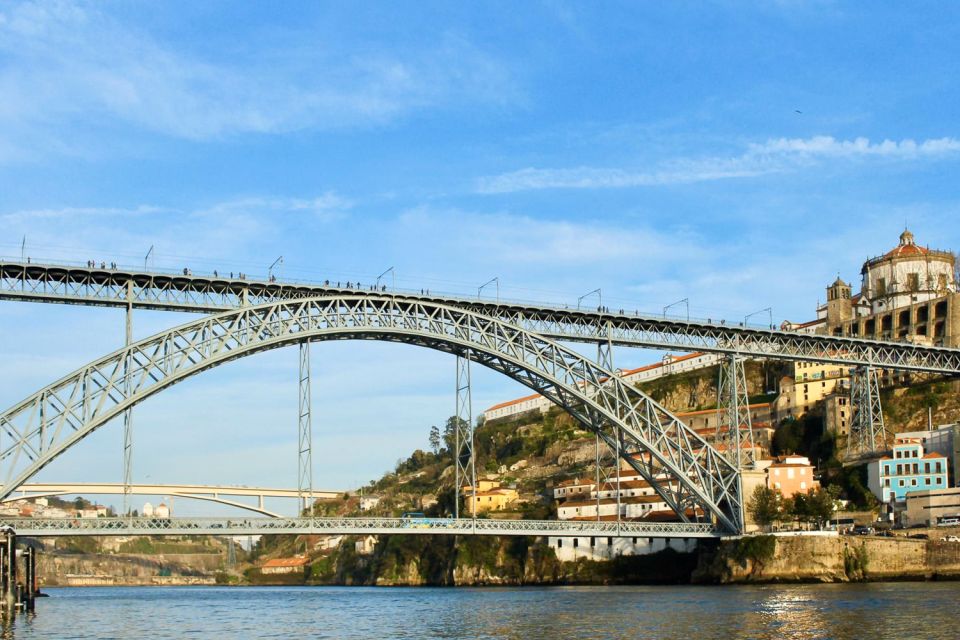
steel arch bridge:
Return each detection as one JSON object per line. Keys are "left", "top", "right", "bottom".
{"left": 0, "top": 295, "right": 743, "bottom": 532}
{"left": 3, "top": 260, "right": 960, "bottom": 373}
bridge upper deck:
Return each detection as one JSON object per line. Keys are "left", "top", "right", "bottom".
{"left": 2, "top": 259, "right": 959, "bottom": 373}
{"left": 0, "top": 516, "right": 722, "bottom": 538}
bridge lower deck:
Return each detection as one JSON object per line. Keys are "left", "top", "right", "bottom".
{"left": 0, "top": 516, "right": 722, "bottom": 538}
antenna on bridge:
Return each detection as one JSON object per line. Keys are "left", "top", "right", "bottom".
{"left": 268, "top": 256, "right": 283, "bottom": 281}
{"left": 478, "top": 277, "right": 499, "bottom": 303}
{"left": 20, "top": 236, "right": 25, "bottom": 261}
{"left": 376, "top": 266, "right": 395, "bottom": 291}
{"left": 577, "top": 288, "right": 602, "bottom": 311}
{"left": 663, "top": 298, "right": 689, "bottom": 322}
{"left": 144, "top": 245, "right": 154, "bottom": 270}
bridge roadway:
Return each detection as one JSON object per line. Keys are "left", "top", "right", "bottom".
{"left": 0, "top": 516, "right": 721, "bottom": 539}
{"left": 1, "top": 483, "right": 341, "bottom": 517}
{"left": 2, "top": 259, "right": 959, "bottom": 373}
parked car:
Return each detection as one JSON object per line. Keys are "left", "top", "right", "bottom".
{"left": 852, "top": 526, "right": 875, "bottom": 536}
{"left": 940, "top": 535, "right": 960, "bottom": 543}
{"left": 908, "top": 533, "right": 930, "bottom": 540}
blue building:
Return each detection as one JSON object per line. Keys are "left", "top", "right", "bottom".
{"left": 869, "top": 437, "right": 949, "bottom": 506}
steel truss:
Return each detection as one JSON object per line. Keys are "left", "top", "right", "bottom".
{"left": 454, "top": 356, "right": 476, "bottom": 518}
{"left": 0, "top": 295, "right": 743, "bottom": 532}
{"left": 846, "top": 366, "right": 889, "bottom": 458}
{"left": 298, "top": 342, "right": 313, "bottom": 513}
{"left": 1, "top": 261, "right": 958, "bottom": 374}
{"left": 715, "top": 355, "right": 754, "bottom": 467}
{"left": 594, "top": 334, "right": 619, "bottom": 521}
{"left": 0, "top": 516, "right": 721, "bottom": 538}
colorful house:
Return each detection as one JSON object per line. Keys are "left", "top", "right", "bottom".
{"left": 868, "top": 437, "right": 949, "bottom": 505}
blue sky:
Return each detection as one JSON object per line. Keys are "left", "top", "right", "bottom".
{"left": 1, "top": 1, "right": 959, "bottom": 515}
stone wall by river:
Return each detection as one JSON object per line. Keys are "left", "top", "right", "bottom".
{"left": 38, "top": 553, "right": 223, "bottom": 586}
{"left": 694, "top": 534, "right": 960, "bottom": 583}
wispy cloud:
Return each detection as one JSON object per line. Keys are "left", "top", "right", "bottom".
{"left": 0, "top": 1, "right": 518, "bottom": 157}
{"left": 476, "top": 136, "right": 960, "bottom": 193}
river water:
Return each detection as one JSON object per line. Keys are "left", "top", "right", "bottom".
{"left": 4, "top": 583, "right": 958, "bottom": 639}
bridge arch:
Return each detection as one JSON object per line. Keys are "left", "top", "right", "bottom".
{"left": 0, "top": 295, "right": 742, "bottom": 532}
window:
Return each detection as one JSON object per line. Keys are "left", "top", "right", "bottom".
{"left": 557, "top": 539, "right": 563, "bottom": 548}
{"left": 573, "top": 539, "right": 579, "bottom": 548}
{"left": 590, "top": 537, "right": 596, "bottom": 548}
{"left": 908, "top": 272, "right": 920, "bottom": 292}
{"left": 884, "top": 479, "right": 890, "bottom": 487}
{"left": 925, "top": 478, "right": 931, "bottom": 485}
{"left": 912, "top": 479, "right": 918, "bottom": 487}
{"left": 899, "top": 480, "right": 905, "bottom": 487}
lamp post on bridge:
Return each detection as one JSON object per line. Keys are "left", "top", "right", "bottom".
{"left": 376, "top": 266, "right": 395, "bottom": 292}
{"left": 663, "top": 298, "right": 690, "bottom": 322}
{"left": 577, "top": 288, "right": 601, "bottom": 311}
{"left": 478, "top": 277, "right": 499, "bottom": 303}
{"left": 744, "top": 307, "right": 773, "bottom": 329}
{"left": 268, "top": 256, "right": 283, "bottom": 282}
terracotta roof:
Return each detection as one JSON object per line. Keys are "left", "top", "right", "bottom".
{"left": 263, "top": 557, "right": 309, "bottom": 568}
{"left": 677, "top": 402, "right": 771, "bottom": 418}
{"left": 484, "top": 391, "right": 544, "bottom": 413}
{"left": 484, "top": 352, "right": 710, "bottom": 413}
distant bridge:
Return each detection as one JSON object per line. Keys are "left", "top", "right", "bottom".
{"left": 2, "top": 259, "right": 958, "bottom": 373}
{"left": 0, "top": 516, "right": 721, "bottom": 539}
{"left": 1, "top": 483, "right": 341, "bottom": 517}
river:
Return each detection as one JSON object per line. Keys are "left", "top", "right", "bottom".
{"left": 4, "top": 583, "right": 959, "bottom": 639}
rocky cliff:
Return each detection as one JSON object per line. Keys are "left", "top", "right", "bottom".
{"left": 694, "top": 534, "right": 960, "bottom": 584}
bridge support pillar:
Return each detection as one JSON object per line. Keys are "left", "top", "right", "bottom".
{"left": 455, "top": 355, "right": 476, "bottom": 518}
{"left": 594, "top": 332, "right": 620, "bottom": 523}
{"left": 846, "top": 365, "right": 888, "bottom": 459}
{"left": 298, "top": 342, "right": 314, "bottom": 515}
{"left": 122, "top": 289, "right": 134, "bottom": 517}
{"left": 715, "top": 354, "right": 754, "bottom": 468}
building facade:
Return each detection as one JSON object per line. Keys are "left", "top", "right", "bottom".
{"left": 868, "top": 437, "right": 949, "bottom": 506}
{"left": 816, "top": 230, "right": 959, "bottom": 347}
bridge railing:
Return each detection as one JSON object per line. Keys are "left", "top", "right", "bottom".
{"left": 0, "top": 516, "right": 721, "bottom": 538}
{"left": 0, "top": 256, "right": 762, "bottom": 328}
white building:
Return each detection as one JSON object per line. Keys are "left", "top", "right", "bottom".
{"left": 483, "top": 352, "right": 721, "bottom": 422}
{"left": 547, "top": 535, "right": 698, "bottom": 562}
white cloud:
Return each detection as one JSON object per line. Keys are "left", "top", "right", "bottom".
{"left": 0, "top": 1, "right": 518, "bottom": 155}
{"left": 476, "top": 136, "right": 960, "bottom": 193}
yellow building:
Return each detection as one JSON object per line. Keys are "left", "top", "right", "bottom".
{"left": 463, "top": 480, "right": 518, "bottom": 513}
{"left": 775, "top": 361, "right": 849, "bottom": 420}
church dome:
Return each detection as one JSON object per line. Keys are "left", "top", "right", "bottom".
{"left": 884, "top": 228, "right": 929, "bottom": 258}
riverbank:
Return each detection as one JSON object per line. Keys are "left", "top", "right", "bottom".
{"left": 694, "top": 533, "right": 960, "bottom": 583}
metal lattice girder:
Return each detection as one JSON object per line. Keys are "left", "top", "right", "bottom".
{"left": 715, "top": 355, "right": 754, "bottom": 467}
{"left": 454, "top": 356, "right": 476, "bottom": 518}
{"left": 298, "top": 342, "right": 313, "bottom": 513}
{"left": 1, "top": 261, "right": 959, "bottom": 374}
{"left": 0, "top": 295, "right": 743, "bottom": 532}
{"left": 847, "top": 366, "right": 889, "bottom": 458}
{"left": 0, "top": 516, "right": 721, "bottom": 538}
{"left": 122, "top": 299, "right": 134, "bottom": 516}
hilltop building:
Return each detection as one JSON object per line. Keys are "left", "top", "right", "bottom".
{"left": 786, "top": 229, "right": 958, "bottom": 347}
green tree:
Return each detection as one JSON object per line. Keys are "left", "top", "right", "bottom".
{"left": 443, "top": 416, "right": 467, "bottom": 454}
{"left": 805, "top": 485, "right": 841, "bottom": 528}
{"left": 747, "top": 485, "right": 782, "bottom": 531}
{"left": 429, "top": 425, "right": 441, "bottom": 454}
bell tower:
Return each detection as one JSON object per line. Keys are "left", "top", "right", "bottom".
{"left": 826, "top": 276, "right": 853, "bottom": 327}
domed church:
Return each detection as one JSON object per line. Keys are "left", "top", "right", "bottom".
{"left": 816, "top": 230, "right": 958, "bottom": 347}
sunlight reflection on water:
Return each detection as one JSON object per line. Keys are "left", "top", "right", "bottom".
{"left": 4, "top": 583, "right": 959, "bottom": 639}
